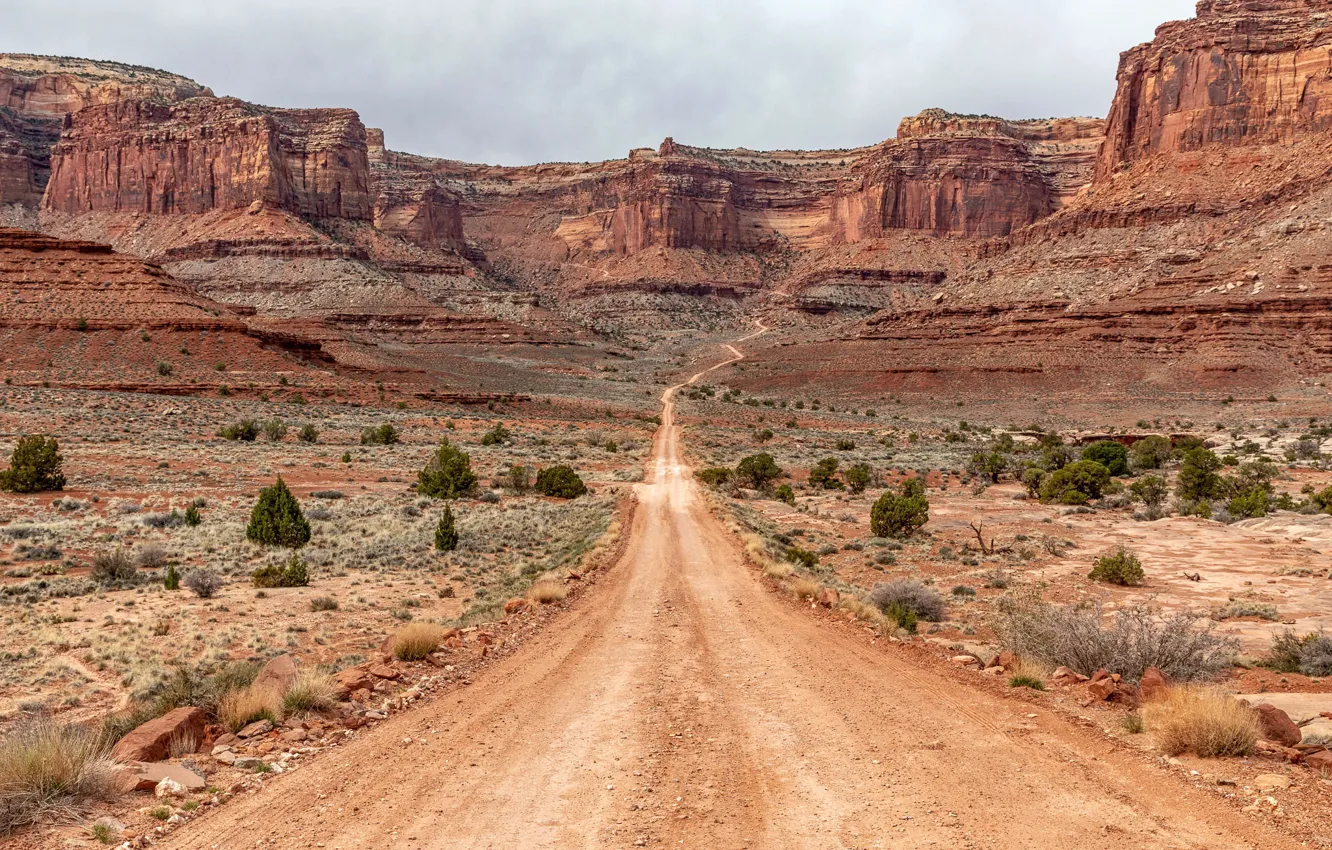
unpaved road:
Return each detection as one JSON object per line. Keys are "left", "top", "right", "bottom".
{"left": 162, "top": 333, "right": 1300, "bottom": 850}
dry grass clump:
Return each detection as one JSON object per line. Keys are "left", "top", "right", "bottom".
{"left": 528, "top": 579, "right": 568, "bottom": 604}
{"left": 787, "top": 576, "right": 820, "bottom": 601}
{"left": 0, "top": 717, "right": 117, "bottom": 833}
{"left": 837, "top": 595, "right": 883, "bottom": 626}
{"left": 218, "top": 684, "right": 283, "bottom": 733}
{"left": 282, "top": 670, "right": 336, "bottom": 715}
{"left": 392, "top": 623, "right": 447, "bottom": 661}
{"left": 1143, "top": 686, "right": 1258, "bottom": 758}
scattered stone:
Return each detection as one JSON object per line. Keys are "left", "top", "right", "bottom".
{"left": 110, "top": 706, "right": 207, "bottom": 763}
{"left": 368, "top": 663, "right": 399, "bottom": 681}
{"left": 950, "top": 655, "right": 979, "bottom": 666}
{"left": 128, "top": 763, "right": 206, "bottom": 793}
{"left": 1254, "top": 773, "right": 1291, "bottom": 792}
{"left": 155, "top": 777, "right": 187, "bottom": 799}
{"left": 334, "top": 667, "right": 375, "bottom": 700}
{"left": 233, "top": 757, "right": 264, "bottom": 771}
{"left": 238, "top": 719, "right": 274, "bottom": 739}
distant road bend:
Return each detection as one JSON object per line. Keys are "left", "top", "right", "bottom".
{"left": 163, "top": 326, "right": 1296, "bottom": 850}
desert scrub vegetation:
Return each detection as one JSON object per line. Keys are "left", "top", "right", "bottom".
{"left": 89, "top": 548, "right": 140, "bottom": 588}
{"left": 417, "top": 440, "right": 477, "bottom": 499}
{"left": 0, "top": 435, "right": 65, "bottom": 493}
{"left": 251, "top": 553, "right": 309, "bottom": 588}
{"left": 534, "top": 465, "right": 588, "bottom": 499}
{"left": 1143, "top": 686, "right": 1258, "bottom": 758}
{"left": 868, "top": 578, "right": 945, "bottom": 631}
{"left": 993, "top": 591, "right": 1236, "bottom": 682}
{"left": 246, "top": 478, "right": 311, "bottom": 548}
{"left": 869, "top": 478, "right": 929, "bottom": 539}
{"left": 360, "top": 423, "right": 400, "bottom": 446}
{"left": 434, "top": 504, "right": 459, "bottom": 552}
{"left": 1265, "top": 630, "right": 1332, "bottom": 676}
{"left": 528, "top": 578, "right": 568, "bottom": 604}
{"left": 1088, "top": 547, "right": 1145, "bottom": 586}
{"left": 0, "top": 716, "right": 116, "bottom": 833}
{"left": 391, "top": 622, "right": 448, "bottom": 661}
{"left": 282, "top": 670, "right": 335, "bottom": 714}
{"left": 218, "top": 683, "right": 283, "bottom": 732}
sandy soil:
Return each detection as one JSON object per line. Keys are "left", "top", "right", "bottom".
{"left": 151, "top": 332, "right": 1305, "bottom": 850}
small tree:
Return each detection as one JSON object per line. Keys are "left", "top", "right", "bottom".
{"left": 507, "top": 464, "right": 533, "bottom": 493}
{"left": 0, "top": 435, "right": 65, "bottom": 493}
{"left": 870, "top": 479, "right": 930, "bottom": 539}
{"left": 696, "top": 467, "right": 733, "bottom": 489}
{"left": 1129, "top": 474, "right": 1168, "bottom": 510}
{"left": 1082, "top": 440, "right": 1129, "bottom": 476}
{"left": 435, "top": 504, "right": 459, "bottom": 552}
{"left": 735, "top": 453, "right": 781, "bottom": 490}
{"left": 844, "top": 463, "right": 872, "bottom": 495}
{"left": 1089, "top": 547, "right": 1145, "bottom": 586}
{"left": 1177, "top": 448, "right": 1224, "bottom": 501}
{"left": 535, "top": 465, "right": 587, "bottom": 499}
{"left": 251, "top": 553, "right": 309, "bottom": 588}
{"left": 219, "top": 420, "right": 259, "bottom": 441}
{"left": 1129, "top": 436, "right": 1172, "bottom": 471}
{"left": 246, "top": 478, "right": 311, "bottom": 548}
{"left": 163, "top": 562, "right": 180, "bottom": 591}
{"left": 297, "top": 424, "right": 319, "bottom": 444}
{"left": 808, "top": 457, "right": 843, "bottom": 490}
{"left": 184, "top": 504, "right": 202, "bottom": 527}
{"left": 775, "top": 484, "right": 796, "bottom": 506}
{"left": 418, "top": 440, "right": 477, "bottom": 499}
{"left": 968, "top": 451, "right": 1007, "bottom": 484}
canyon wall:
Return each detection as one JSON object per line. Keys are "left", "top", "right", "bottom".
{"left": 44, "top": 97, "right": 371, "bottom": 219}
{"left": 1096, "top": 0, "right": 1332, "bottom": 180}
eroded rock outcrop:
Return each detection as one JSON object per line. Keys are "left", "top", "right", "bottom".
{"left": 45, "top": 97, "right": 371, "bottom": 219}
{"left": 1097, "top": 0, "right": 1332, "bottom": 180}
{"left": 367, "top": 127, "right": 466, "bottom": 252}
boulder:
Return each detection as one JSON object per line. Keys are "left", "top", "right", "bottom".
{"left": 1138, "top": 667, "right": 1169, "bottom": 702}
{"left": 1304, "top": 750, "right": 1332, "bottom": 773}
{"left": 1051, "top": 666, "right": 1089, "bottom": 684}
{"left": 253, "top": 654, "right": 299, "bottom": 694}
{"left": 996, "top": 651, "right": 1018, "bottom": 671}
{"left": 817, "top": 587, "right": 839, "bottom": 608}
{"left": 126, "top": 763, "right": 206, "bottom": 793}
{"left": 503, "top": 598, "right": 529, "bottom": 615}
{"left": 368, "top": 663, "right": 399, "bottom": 680}
{"left": 110, "top": 706, "right": 207, "bottom": 763}
{"left": 155, "top": 777, "right": 187, "bottom": 799}
{"left": 1255, "top": 703, "right": 1302, "bottom": 747}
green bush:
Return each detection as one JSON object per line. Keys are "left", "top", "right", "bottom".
{"left": 251, "top": 553, "right": 309, "bottom": 588}
{"left": 869, "top": 578, "right": 944, "bottom": 621}
{"left": 735, "top": 453, "right": 781, "bottom": 490}
{"left": 261, "top": 418, "right": 287, "bottom": 442}
{"left": 785, "top": 546, "right": 818, "bottom": 569}
{"left": 535, "top": 465, "right": 587, "bottom": 499}
{"left": 507, "top": 464, "right": 532, "bottom": 493}
{"left": 1129, "top": 474, "right": 1168, "bottom": 509}
{"left": 870, "top": 480, "right": 929, "bottom": 539}
{"left": 775, "top": 484, "right": 796, "bottom": 506}
{"left": 163, "top": 563, "right": 180, "bottom": 591}
{"left": 1129, "top": 436, "right": 1172, "bottom": 471}
{"left": 435, "top": 504, "right": 459, "bottom": 552}
{"left": 0, "top": 436, "right": 65, "bottom": 493}
{"left": 696, "top": 467, "right": 733, "bottom": 488}
{"left": 184, "top": 504, "right": 201, "bottom": 527}
{"left": 245, "top": 478, "right": 311, "bottom": 548}
{"left": 297, "top": 424, "right": 318, "bottom": 444}
{"left": 968, "top": 451, "right": 1007, "bottom": 484}
{"left": 1227, "top": 487, "right": 1270, "bottom": 519}
{"left": 1039, "top": 460, "right": 1110, "bottom": 504}
{"left": 417, "top": 440, "right": 477, "bottom": 499}
{"left": 360, "top": 423, "right": 400, "bottom": 446}
{"left": 1088, "top": 547, "right": 1145, "bottom": 586}
{"left": 1082, "top": 440, "right": 1129, "bottom": 476}
{"left": 218, "top": 420, "right": 258, "bottom": 442}
{"left": 479, "top": 423, "right": 511, "bottom": 446}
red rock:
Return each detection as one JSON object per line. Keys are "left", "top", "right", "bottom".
{"left": 1097, "top": 0, "right": 1332, "bottom": 181}
{"left": 1138, "top": 667, "right": 1169, "bottom": 702}
{"left": 1255, "top": 703, "right": 1302, "bottom": 748}
{"left": 1304, "top": 750, "right": 1332, "bottom": 773}
{"left": 1087, "top": 677, "right": 1118, "bottom": 702}
{"left": 1090, "top": 669, "right": 1111, "bottom": 684}
{"left": 253, "top": 654, "right": 299, "bottom": 695}
{"left": 109, "top": 706, "right": 206, "bottom": 763}
{"left": 368, "top": 663, "right": 399, "bottom": 680}
{"left": 334, "top": 668, "right": 375, "bottom": 700}
{"left": 126, "top": 762, "right": 206, "bottom": 793}
{"left": 817, "top": 587, "right": 839, "bottom": 608}
{"left": 503, "top": 598, "right": 529, "bottom": 615}
{"left": 996, "top": 651, "right": 1018, "bottom": 671}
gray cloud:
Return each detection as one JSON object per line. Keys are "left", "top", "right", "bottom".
{"left": 4, "top": 0, "right": 1197, "bottom": 165}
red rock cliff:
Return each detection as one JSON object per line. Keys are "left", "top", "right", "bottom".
{"left": 44, "top": 97, "right": 372, "bottom": 219}
{"left": 1096, "top": 0, "right": 1332, "bottom": 180}
{"left": 367, "top": 127, "right": 466, "bottom": 251}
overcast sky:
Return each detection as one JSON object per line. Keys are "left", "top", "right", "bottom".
{"left": 5, "top": 0, "right": 1196, "bottom": 165}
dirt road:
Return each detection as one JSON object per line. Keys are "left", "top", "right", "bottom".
{"left": 161, "top": 335, "right": 1300, "bottom": 850}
